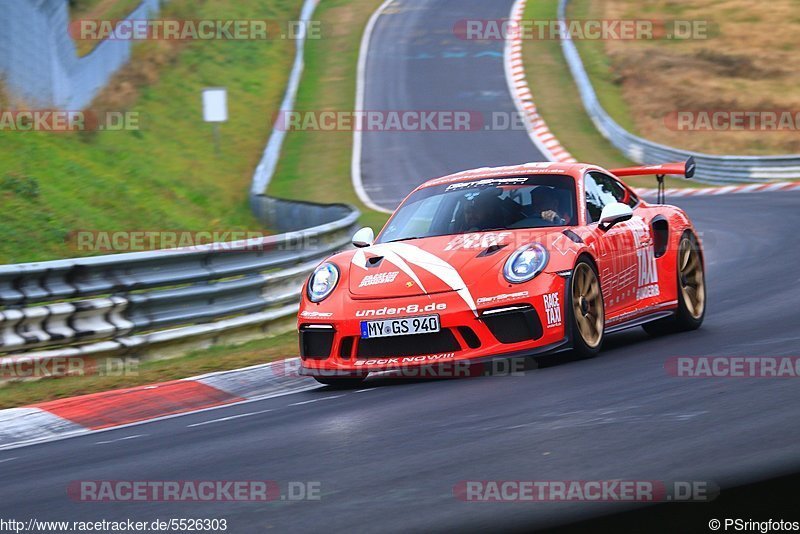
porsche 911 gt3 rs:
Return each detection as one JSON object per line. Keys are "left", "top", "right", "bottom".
{"left": 297, "top": 159, "right": 706, "bottom": 386}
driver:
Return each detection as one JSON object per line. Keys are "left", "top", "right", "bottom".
{"left": 530, "top": 187, "right": 569, "bottom": 225}
{"left": 463, "top": 189, "right": 505, "bottom": 231}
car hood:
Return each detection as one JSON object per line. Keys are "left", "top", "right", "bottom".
{"left": 346, "top": 231, "right": 555, "bottom": 300}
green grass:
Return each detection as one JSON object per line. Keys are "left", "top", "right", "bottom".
{"left": 0, "top": 332, "right": 298, "bottom": 409}
{"left": 522, "top": 0, "right": 634, "bottom": 169}
{"left": 0, "top": 0, "right": 302, "bottom": 263}
{"left": 267, "top": 0, "right": 390, "bottom": 234}
{"left": 521, "top": 0, "right": 690, "bottom": 189}
{"left": 568, "top": 0, "right": 638, "bottom": 133}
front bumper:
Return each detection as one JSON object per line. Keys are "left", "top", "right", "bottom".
{"left": 297, "top": 272, "right": 569, "bottom": 376}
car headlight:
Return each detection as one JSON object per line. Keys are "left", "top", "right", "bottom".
{"left": 503, "top": 243, "right": 549, "bottom": 284}
{"left": 307, "top": 262, "right": 339, "bottom": 302}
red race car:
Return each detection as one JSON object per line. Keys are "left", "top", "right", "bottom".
{"left": 298, "top": 159, "right": 706, "bottom": 386}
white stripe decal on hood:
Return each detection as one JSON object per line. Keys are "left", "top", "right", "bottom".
{"left": 352, "top": 242, "right": 478, "bottom": 315}
{"left": 353, "top": 246, "right": 427, "bottom": 293}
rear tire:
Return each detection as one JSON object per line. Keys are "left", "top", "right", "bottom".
{"left": 643, "top": 231, "right": 706, "bottom": 336}
{"left": 569, "top": 259, "right": 605, "bottom": 358}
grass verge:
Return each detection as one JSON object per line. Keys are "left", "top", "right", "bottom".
{"left": 0, "top": 332, "right": 297, "bottom": 409}
{"left": 567, "top": 0, "right": 637, "bottom": 133}
{"left": 570, "top": 0, "right": 800, "bottom": 156}
{"left": 0, "top": 0, "right": 388, "bottom": 408}
{"left": 268, "top": 0, "right": 390, "bottom": 233}
{"left": 521, "top": 0, "right": 634, "bottom": 169}
{"left": 522, "top": 0, "right": 702, "bottom": 189}
{"left": 0, "top": 0, "right": 301, "bottom": 263}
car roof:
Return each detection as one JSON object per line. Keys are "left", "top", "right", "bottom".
{"left": 417, "top": 161, "right": 601, "bottom": 191}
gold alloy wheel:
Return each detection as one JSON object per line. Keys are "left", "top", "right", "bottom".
{"left": 679, "top": 237, "right": 706, "bottom": 319}
{"left": 571, "top": 263, "right": 604, "bottom": 348}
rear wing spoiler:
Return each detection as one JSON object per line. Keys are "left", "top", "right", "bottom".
{"left": 610, "top": 156, "right": 696, "bottom": 179}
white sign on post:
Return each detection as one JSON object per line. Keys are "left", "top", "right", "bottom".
{"left": 202, "top": 87, "right": 227, "bottom": 155}
{"left": 202, "top": 87, "right": 228, "bottom": 123}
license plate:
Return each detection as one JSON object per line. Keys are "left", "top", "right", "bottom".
{"left": 360, "top": 315, "right": 440, "bottom": 339}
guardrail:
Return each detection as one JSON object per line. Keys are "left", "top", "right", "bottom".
{"left": 0, "top": 0, "right": 357, "bottom": 380}
{"left": 558, "top": 0, "right": 800, "bottom": 184}
{"left": 0, "top": 203, "right": 359, "bottom": 375}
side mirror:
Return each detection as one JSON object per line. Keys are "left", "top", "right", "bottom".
{"left": 352, "top": 227, "right": 374, "bottom": 248}
{"left": 599, "top": 202, "right": 633, "bottom": 230}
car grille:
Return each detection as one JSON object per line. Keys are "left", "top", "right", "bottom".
{"left": 481, "top": 306, "right": 543, "bottom": 344}
{"left": 356, "top": 329, "right": 461, "bottom": 358}
{"left": 339, "top": 336, "right": 355, "bottom": 359}
{"left": 457, "top": 326, "right": 482, "bottom": 349}
{"left": 299, "top": 328, "right": 335, "bottom": 359}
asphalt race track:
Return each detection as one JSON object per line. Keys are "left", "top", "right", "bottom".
{"left": 1, "top": 191, "right": 799, "bottom": 531}
{"left": 357, "top": 0, "right": 545, "bottom": 210}
{"left": 2, "top": 1, "right": 800, "bottom": 532}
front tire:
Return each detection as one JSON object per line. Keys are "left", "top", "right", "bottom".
{"left": 643, "top": 231, "right": 706, "bottom": 335}
{"left": 569, "top": 259, "right": 605, "bottom": 358}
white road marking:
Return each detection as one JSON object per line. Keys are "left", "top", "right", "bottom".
{"left": 187, "top": 409, "right": 275, "bottom": 428}
{"left": 288, "top": 395, "right": 345, "bottom": 406}
{"left": 355, "top": 388, "right": 378, "bottom": 393}
{"left": 504, "top": 0, "right": 566, "bottom": 162}
{"left": 0, "top": 457, "right": 19, "bottom": 464}
{"left": 95, "top": 434, "right": 146, "bottom": 445}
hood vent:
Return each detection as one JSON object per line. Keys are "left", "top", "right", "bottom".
{"left": 477, "top": 243, "right": 508, "bottom": 257}
{"left": 366, "top": 256, "right": 384, "bottom": 268}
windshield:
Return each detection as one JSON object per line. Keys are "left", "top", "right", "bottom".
{"left": 378, "top": 174, "right": 577, "bottom": 243}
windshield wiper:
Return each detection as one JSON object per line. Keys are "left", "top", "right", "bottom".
{"left": 385, "top": 236, "right": 423, "bottom": 243}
